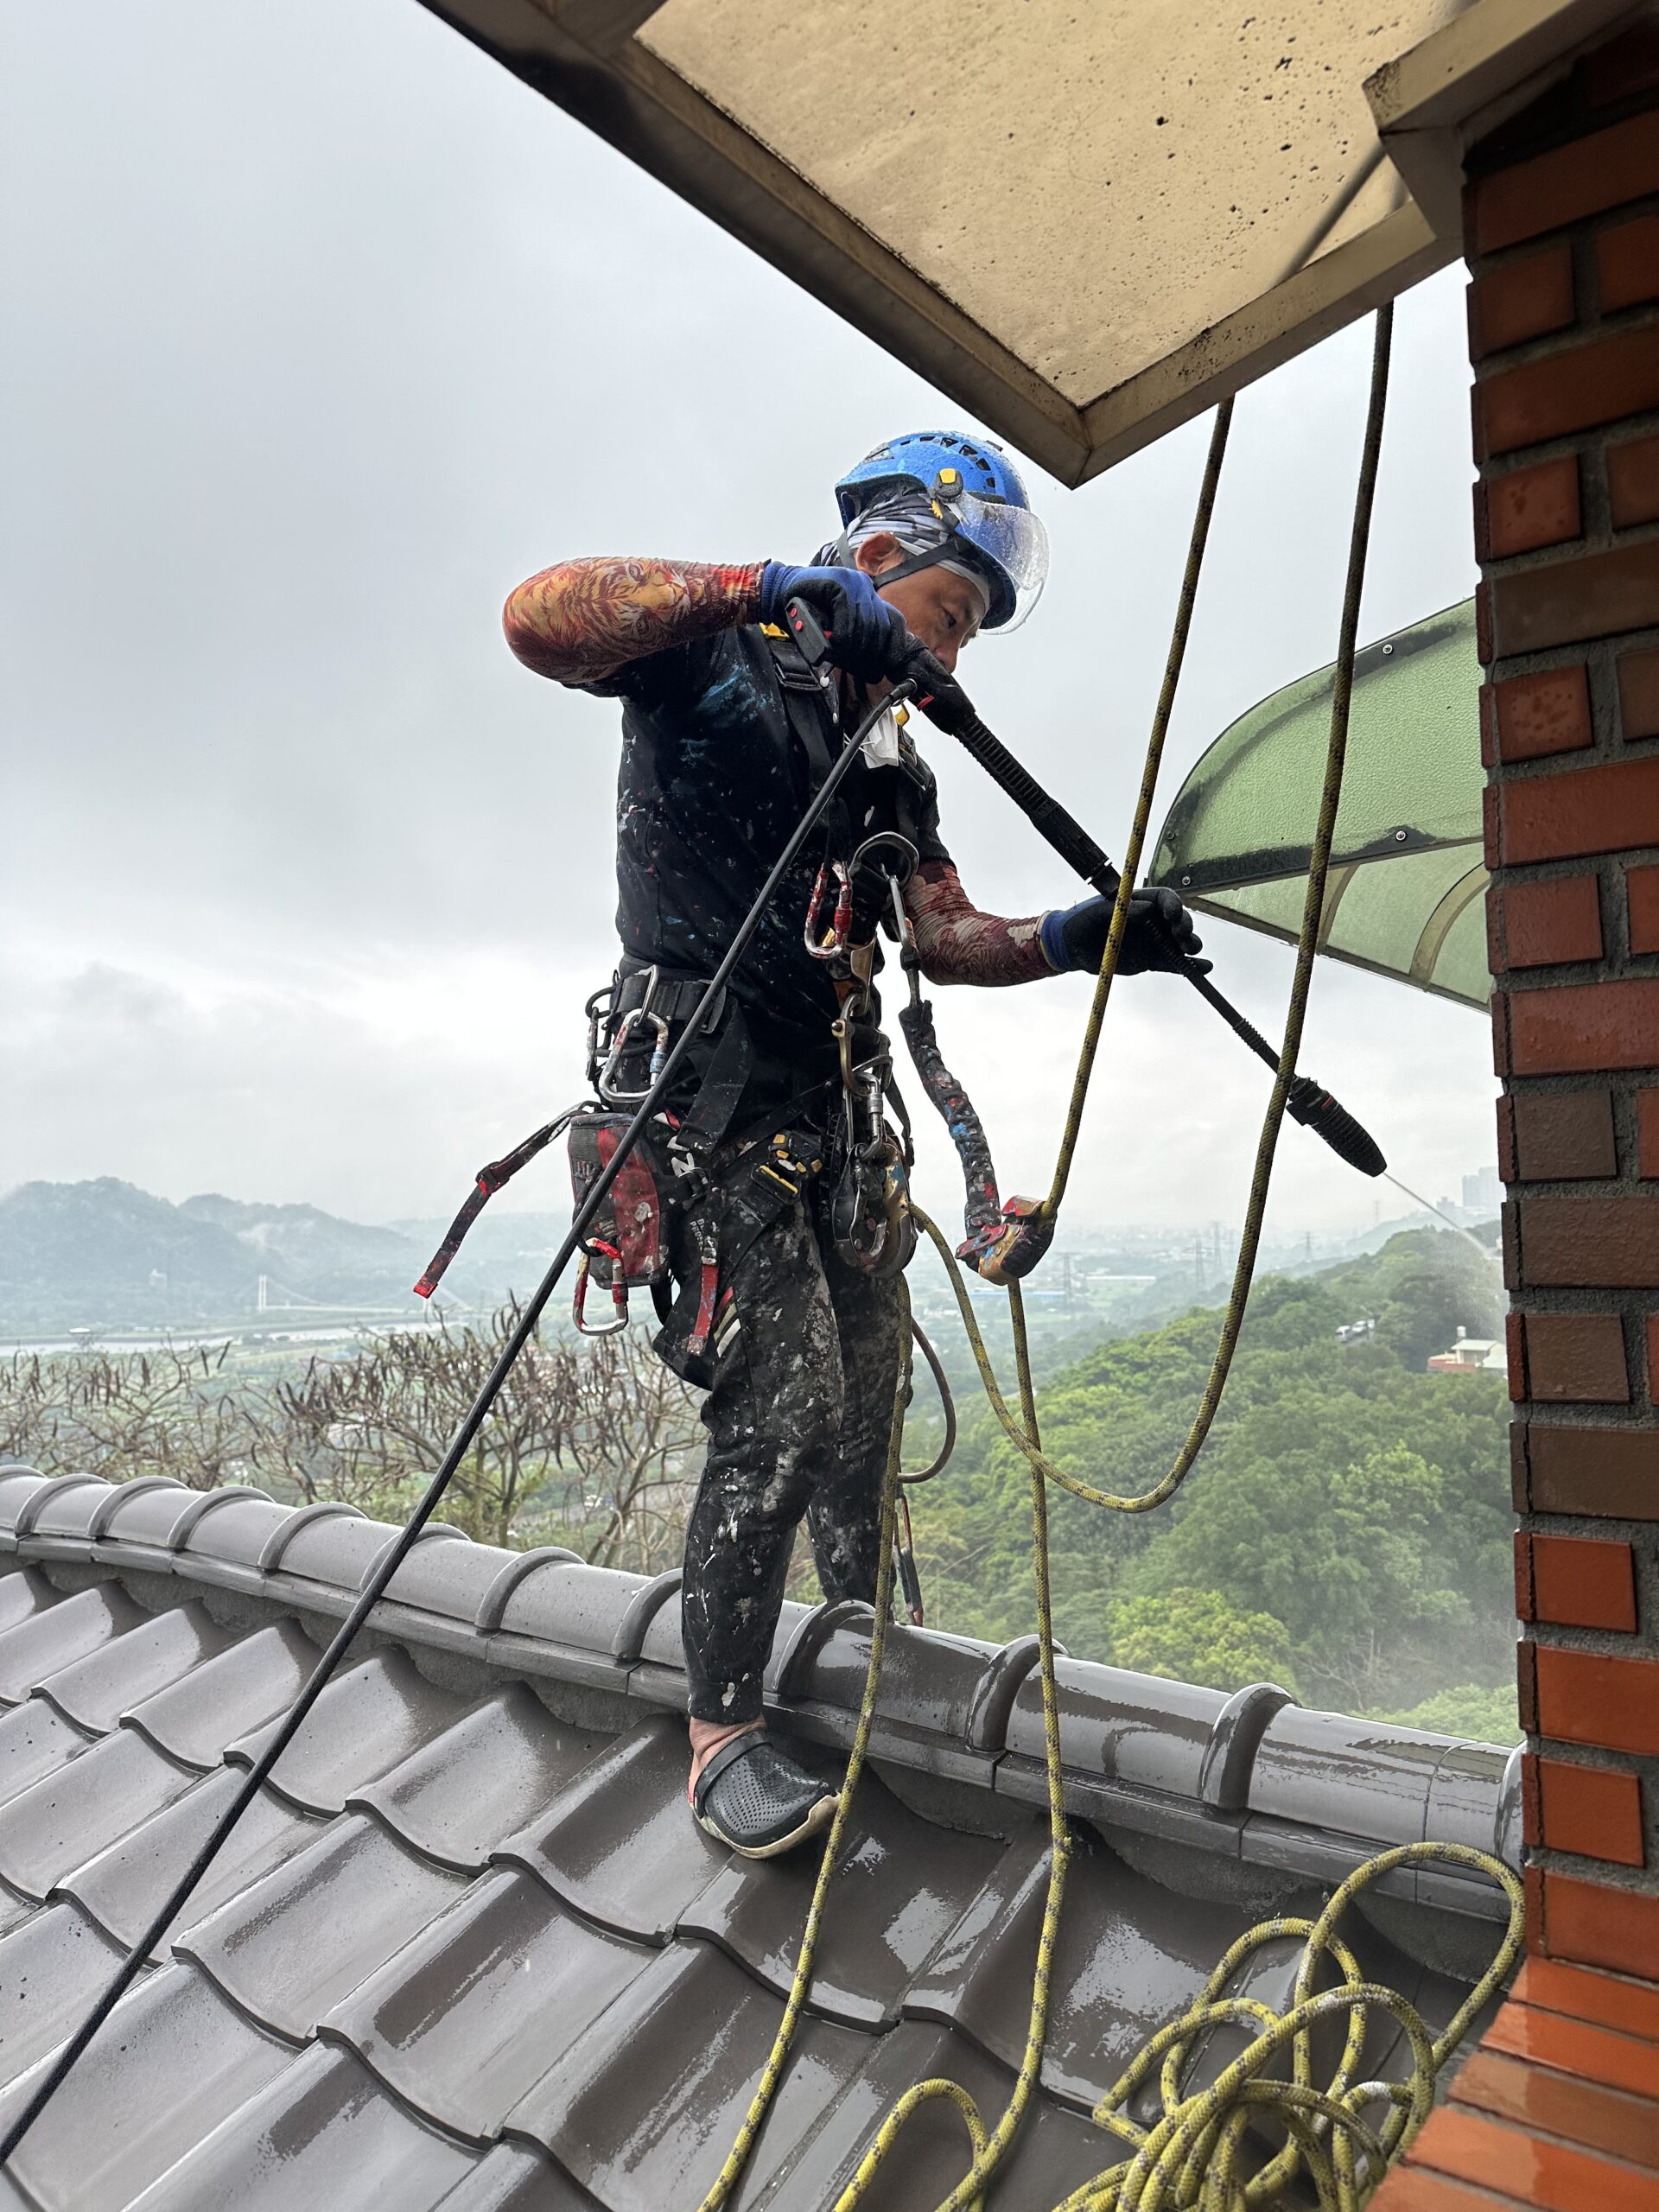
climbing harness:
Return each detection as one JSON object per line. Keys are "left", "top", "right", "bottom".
{"left": 694, "top": 303, "right": 1522, "bottom": 2212}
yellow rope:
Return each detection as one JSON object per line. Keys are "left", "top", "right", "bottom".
{"left": 695, "top": 307, "right": 1520, "bottom": 2212}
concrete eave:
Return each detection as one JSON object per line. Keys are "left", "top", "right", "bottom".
{"left": 1365, "top": 0, "right": 1648, "bottom": 236}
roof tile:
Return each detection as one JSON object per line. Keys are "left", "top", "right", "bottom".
{"left": 430, "top": 2142, "right": 595, "bottom": 2210}
{"left": 122, "top": 2044, "right": 478, "bottom": 2212}
{"left": 0, "top": 1728, "right": 197, "bottom": 1898}
{"left": 0, "top": 1699, "right": 92, "bottom": 1810}
{"left": 521, "top": 1940, "right": 872, "bottom": 2211}
{"left": 1034, "top": 1841, "right": 1313, "bottom": 2115}
{"left": 493, "top": 1713, "right": 728, "bottom": 1943}
{"left": 744, "top": 2018, "right": 1116, "bottom": 2212}
{"left": 181, "top": 1813, "right": 467, "bottom": 2039}
{"left": 127, "top": 1618, "right": 319, "bottom": 1770}
{"left": 35, "top": 1599, "right": 233, "bottom": 1733}
{"left": 229, "top": 1649, "right": 470, "bottom": 1815}
{"left": 326, "top": 1866, "right": 652, "bottom": 2144}
{"left": 0, "top": 1569, "right": 62, "bottom": 1637}
{"left": 352, "top": 1686, "right": 606, "bottom": 1873}
{"left": 0, "top": 1962, "right": 294, "bottom": 2212}
{"left": 680, "top": 1764, "right": 1001, "bottom": 2030}
{"left": 0, "top": 1584, "right": 149, "bottom": 1702}
{"left": 0, "top": 1900, "right": 124, "bottom": 2081}
{"left": 60, "top": 1764, "right": 321, "bottom": 1951}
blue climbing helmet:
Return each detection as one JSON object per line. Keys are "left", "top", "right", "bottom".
{"left": 835, "top": 431, "right": 1049, "bottom": 632}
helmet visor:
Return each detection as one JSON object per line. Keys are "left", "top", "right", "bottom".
{"left": 951, "top": 490, "right": 1049, "bottom": 630}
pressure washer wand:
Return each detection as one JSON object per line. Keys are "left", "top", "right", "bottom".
{"left": 905, "top": 651, "right": 1387, "bottom": 1180}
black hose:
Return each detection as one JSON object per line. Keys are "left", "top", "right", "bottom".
{"left": 0, "top": 671, "right": 916, "bottom": 2172}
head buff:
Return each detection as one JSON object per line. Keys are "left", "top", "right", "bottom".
{"left": 814, "top": 488, "right": 993, "bottom": 623}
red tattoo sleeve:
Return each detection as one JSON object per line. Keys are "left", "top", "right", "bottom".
{"left": 906, "top": 861, "right": 1054, "bottom": 988}
{"left": 502, "top": 557, "right": 766, "bottom": 684}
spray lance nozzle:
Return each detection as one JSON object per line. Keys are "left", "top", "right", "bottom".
{"left": 1285, "top": 1077, "right": 1386, "bottom": 1178}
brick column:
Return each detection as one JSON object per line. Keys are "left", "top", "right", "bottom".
{"left": 1469, "top": 22, "right": 1659, "bottom": 1975}
{"left": 1371, "top": 29, "right": 1659, "bottom": 2204}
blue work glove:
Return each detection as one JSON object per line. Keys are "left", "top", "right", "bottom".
{"left": 1041, "top": 887, "right": 1210, "bottom": 976}
{"left": 759, "top": 562, "right": 912, "bottom": 684}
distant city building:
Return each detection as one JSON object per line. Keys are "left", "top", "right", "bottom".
{"left": 1460, "top": 1166, "right": 1501, "bottom": 1214}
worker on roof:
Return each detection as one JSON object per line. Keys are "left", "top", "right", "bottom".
{"left": 504, "top": 432, "right": 1202, "bottom": 1858}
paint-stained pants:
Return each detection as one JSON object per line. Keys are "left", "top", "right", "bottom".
{"left": 657, "top": 1152, "right": 906, "bottom": 1725}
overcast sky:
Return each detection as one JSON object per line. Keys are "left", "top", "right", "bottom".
{"left": 3, "top": 0, "right": 1493, "bottom": 1240}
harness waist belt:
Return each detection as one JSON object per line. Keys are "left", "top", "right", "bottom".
{"left": 614, "top": 961, "right": 727, "bottom": 1035}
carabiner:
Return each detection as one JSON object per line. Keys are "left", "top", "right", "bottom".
{"left": 804, "top": 860, "right": 853, "bottom": 960}
{"left": 583, "top": 985, "right": 614, "bottom": 1090}
{"left": 573, "top": 1241, "right": 630, "bottom": 1335}
{"left": 597, "top": 1007, "right": 670, "bottom": 1105}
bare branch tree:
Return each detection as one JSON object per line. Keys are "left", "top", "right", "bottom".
{"left": 2, "top": 1315, "right": 705, "bottom": 1572}
{"left": 1, "top": 1343, "right": 246, "bottom": 1491}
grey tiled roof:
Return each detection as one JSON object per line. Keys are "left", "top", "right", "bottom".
{"left": 0, "top": 1466, "right": 1519, "bottom": 2209}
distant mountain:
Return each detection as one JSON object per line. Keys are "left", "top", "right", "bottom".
{"left": 179, "top": 1192, "right": 414, "bottom": 1279}
{"left": 0, "top": 1179, "right": 424, "bottom": 1332}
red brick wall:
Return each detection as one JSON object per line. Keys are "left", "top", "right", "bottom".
{"left": 1472, "top": 23, "right": 1659, "bottom": 1971}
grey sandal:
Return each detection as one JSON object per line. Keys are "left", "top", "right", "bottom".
{"left": 692, "top": 1732, "right": 837, "bottom": 1859}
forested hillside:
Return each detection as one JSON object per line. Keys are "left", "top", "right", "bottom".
{"left": 906, "top": 1231, "right": 1514, "bottom": 1733}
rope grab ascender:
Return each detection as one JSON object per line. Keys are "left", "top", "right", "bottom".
{"left": 0, "top": 306, "right": 1522, "bottom": 2209}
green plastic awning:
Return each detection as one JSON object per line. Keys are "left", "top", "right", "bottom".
{"left": 1148, "top": 598, "right": 1487, "bottom": 1010}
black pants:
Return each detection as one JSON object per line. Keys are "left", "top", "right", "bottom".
{"left": 657, "top": 1148, "right": 906, "bottom": 1726}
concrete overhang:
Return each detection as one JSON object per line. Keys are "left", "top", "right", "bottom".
{"left": 419, "top": 2, "right": 1647, "bottom": 481}
{"left": 1365, "top": 0, "right": 1644, "bottom": 235}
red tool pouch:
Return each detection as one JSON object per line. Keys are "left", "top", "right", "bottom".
{"left": 567, "top": 1113, "right": 673, "bottom": 1332}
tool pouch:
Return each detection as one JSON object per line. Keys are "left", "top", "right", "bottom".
{"left": 567, "top": 1113, "right": 674, "bottom": 1332}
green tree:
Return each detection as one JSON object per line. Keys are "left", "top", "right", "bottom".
{"left": 1106, "top": 1587, "right": 1298, "bottom": 1694}
{"left": 1374, "top": 1683, "right": 1522, "bottom": 1745}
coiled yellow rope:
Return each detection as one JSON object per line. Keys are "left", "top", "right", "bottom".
{"left": 694, "top": 305, "right": 1522, "bottom": 2212}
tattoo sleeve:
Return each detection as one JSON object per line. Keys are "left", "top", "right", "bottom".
{"left": 906, "top": 860, "right": 1055, "bottom": 988}
{"left": 502, "top": 556, "right": 766, "bottom": 684}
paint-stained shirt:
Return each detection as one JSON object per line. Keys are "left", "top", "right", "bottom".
{"left": 588, "top": 625, "right": 951, "bottom": 1117}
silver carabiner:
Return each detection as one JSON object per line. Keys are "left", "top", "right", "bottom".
{"left": 597, "top": 1007, "right": 670, "bottom": 1104}
{"left": 573, "top": 1245, "right": 629, "bottom": 1335}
